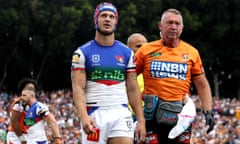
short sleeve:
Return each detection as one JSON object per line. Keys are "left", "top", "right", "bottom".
{"left": 36, "top": 103, "right": 50, "bottom": 117}
{"left": 71, "top": 49, "right": 86, "bottom": 71}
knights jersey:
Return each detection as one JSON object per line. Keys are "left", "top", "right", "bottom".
{"left": 24, "top": 101, "right": 49, "bottom": 142}
{"left": 71, "top": 40, "right": 136, "bottom": 106}
{"left": 8, "top": 97, "right": 28, "bottom": 133}
{"left": 135, "top": 39, "right": 204, "bottom": 101}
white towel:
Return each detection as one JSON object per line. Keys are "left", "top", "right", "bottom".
{"left": 168, "top": 95, "right": 196, "bottom": 139}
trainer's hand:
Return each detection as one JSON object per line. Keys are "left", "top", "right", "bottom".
{"left": 203, "top": 110, "right": 215, "bottom": 133}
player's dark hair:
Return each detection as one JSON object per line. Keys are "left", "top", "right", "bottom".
{"left": 18, "top": 78, "right": 38, "bottom": 95}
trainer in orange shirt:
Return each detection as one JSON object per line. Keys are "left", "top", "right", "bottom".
{"left": 135, "top": 8, "right": 214, "bottom": 143}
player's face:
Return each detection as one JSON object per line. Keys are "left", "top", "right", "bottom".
{"left": 160, "top": 12, "right": 183, "bottom": 41}
{"left": 128, "top": 36, "right": 147, "bottom": 53}
{"left": 97, "top": 11, "right": 117, "bottom": 35}
{"left": 21, "top": 89, "right": 34, "bottom": 105}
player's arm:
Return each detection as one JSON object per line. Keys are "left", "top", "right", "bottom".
{"left": 11, "top": 110, "right": 24, "bottom": 137}
{"left": 126, "top": 72, "right": 146, "bottom": 142}
{"left": 71, "top": 69, "right": 96, "bottom": 134}
{"left": 71, "top": 69, "right": 88, "bottom": 120}
{"left": 192, "top": 73, "right": 212, "bottom": 111}
{"left": 11, "top": 102, "right": 27, "bottom": 143}
{"left": 44, "top": 113, "right": 62, "bottom": 143}
{"left": 126, "top": 72, "right": 144, "bottom": 119}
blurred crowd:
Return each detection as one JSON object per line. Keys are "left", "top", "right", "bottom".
{"left": 191, "top": 96, "right": 240, "bottom": 144}
{"left": 0, "top": 90, "right": 239, "bottom": 144}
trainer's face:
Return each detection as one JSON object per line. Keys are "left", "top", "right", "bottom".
{"left": 97, "top": 11, "right": 117, "bottom": 35}
{"left": 159, "top": 12, "right": 183, "bottom": 41}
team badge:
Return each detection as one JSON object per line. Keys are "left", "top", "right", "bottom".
{"left": 115, "top": 55, "right": 124, "bottom": 64}
{"left": 182, "top": 53, "right": 189, "bottom": 60}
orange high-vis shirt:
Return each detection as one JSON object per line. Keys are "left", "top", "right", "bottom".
{"left": 135, "top": 39, "right": 204, "bottom": 101}
{"left": 8, "top": 97, "right": 27, "bottom": 133}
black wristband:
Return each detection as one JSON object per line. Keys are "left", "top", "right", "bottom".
{"left": 203, "top": 110, "right": 213, "bottom": 115}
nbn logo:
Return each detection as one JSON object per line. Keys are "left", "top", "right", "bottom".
{"left": 150, "top": 61, "right": 187, "bottom": 80}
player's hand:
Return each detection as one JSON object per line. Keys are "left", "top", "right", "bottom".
{"left": 21, "top": 141, "right": 27, "bottom": 144}
{"left": 19, "top": 135, "right": 27, "bottom": 144}
{"left": 134, "top": 120, "right": 146, "bottom": 144}
{"left": 53, "top": 137, "right": 62, "bottom": 144}
{"left": 82, "top": 115, "right": 97, "bottom": 134}
{"left": 203, "top": 110, "right": 215, "bottom": 133}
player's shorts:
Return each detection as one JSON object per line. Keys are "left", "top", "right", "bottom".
{"left": 81, "top": 104, "right": 134, "bottom": 144}
{"left": 6, "top": 132, "right": 27, "bottom": 144}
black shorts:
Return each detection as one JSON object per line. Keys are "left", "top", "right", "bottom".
{"left": 145, "top": 119, "right": 192, "bottom": 144}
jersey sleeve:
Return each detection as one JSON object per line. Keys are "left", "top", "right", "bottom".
{"left": 191, "top": 50, "right": 205, "bottom": 75}
{"left": 36, "top": 103, "right": 50, "bottom": 117}
{"left": 11, "top": 100, "right": 24, "bottom": 113}
{"left": 71, "top": 48, "right": 86, "bottom": 71}
{"left": 126, "top": 50, "right": 136, "bottom": 73}
{"left": 135, "top": 47, "right": 144, "bottom": 75}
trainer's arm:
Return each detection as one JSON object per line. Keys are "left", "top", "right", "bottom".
{"left": 192, "top": 74, "right": 212, "bottom": 111}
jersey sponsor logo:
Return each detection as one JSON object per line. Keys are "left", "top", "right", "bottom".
{"left": 24, "top": 118, "right": 35, "bottom": 126}
{"left": 72, "top": 53, "right": 80, "bottom": 63}
{"left": 150, "top": 52, "right": 162, "bottom": 57}
{"left": 150, "top": 61, "right": 187, "bottom": 80}
{"left": 89, "top": 69, "right": 125, "bottom": 82}
{"left": 87, "top": 128, "right": 100, "bottom": 142}
{"left": 92, "top": 55, "right": 100, "bottom": 63}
